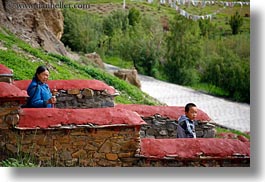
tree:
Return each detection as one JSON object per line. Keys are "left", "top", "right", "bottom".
{"left": 229, "top": 11, "right": 243, "bottom": 35}
{"left": 61, "top": 9, "right": 103, "bottom": 53}
{"left": 198, "top": 19, "right": 217, "bottom": 38}
{"left": 128, "top": 7, "right": 141, "bottom": 26}
{"left": 164, "top": 15, "right": 202, "bottom": 85}
{"left": 102, "top": 10, "right": 129, "bottom": 53}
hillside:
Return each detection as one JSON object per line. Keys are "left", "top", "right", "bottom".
{"left": 60, "top": 0, "right": 250, "bottom": 103}
{"left": 0, "top": 27, "right": 161, "bottom": 105}
{"left": 0, "top": 0, "right": 250, "bottom": 103}
{"left": 0, "top": 0, "right": 67, "bottom": 55}
{"left": 64, "top": 0, "right": 250, "bottom": 33}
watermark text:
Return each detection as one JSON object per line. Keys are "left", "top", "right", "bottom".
{"left": 6, "top": 1, "right": 91, "bottom": 10}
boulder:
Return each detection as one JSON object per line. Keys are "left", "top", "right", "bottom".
{"left": 85, "top": 52, "right": 105, "bottom": 69}
{"left": 0, "top": 0, "right": 66, "bottom": 55}
{"left": 114, "top": 69, "right": 141, "bottom": 88}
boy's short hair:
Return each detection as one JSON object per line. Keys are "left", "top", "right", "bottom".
{"left": 185, "top": 103, "right": 197, "bottom": 112}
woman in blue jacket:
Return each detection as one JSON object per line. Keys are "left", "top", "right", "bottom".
{"left": 26, "top": 65, "right": 56, "bottom": 108}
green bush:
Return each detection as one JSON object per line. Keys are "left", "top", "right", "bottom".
{"left": 62, "top": 9, "right": 103, "bottom": 53}
{"left": 128, "top": 7, "right": 141, "bottom": 26}
{"left": 164, "top": 15, "right": 202, "bottom": 85}
{"left": 229, "top": 11, "right": 244, "bottom": 35}
{"left": 201, "top": 45, "right": 249, "bottom": 103}
{"left": 198, "top": 18, "right": 217, "bottom": 38}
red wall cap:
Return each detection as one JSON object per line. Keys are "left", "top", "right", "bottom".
{"left": 14, "top": 79, "right": 116, "bottom": 95}
{"left": 140, "top": 138, "right": 250, "bottom": 159}
{"left": 18, "top": 107, "right": 146, "bottom": 129}
{"left": 0, "top": 82, "right": 28, "bottom": 98}
{"left": 0, "top": 64, "right": 12, "bottom": 75}
{"left": 116, "top": 104, "right": 211, "bottom": 121}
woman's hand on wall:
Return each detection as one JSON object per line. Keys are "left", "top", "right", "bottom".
{"left": 48, "top": 96, "right": 57, "bottom": 104}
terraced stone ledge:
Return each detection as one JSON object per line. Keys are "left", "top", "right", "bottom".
{"left": 14, "top": 79, "right": 119, "bottom": 108}
{"left": 1, "top": 107, "right": 144, "bottom": 167}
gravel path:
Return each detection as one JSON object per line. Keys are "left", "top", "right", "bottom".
{"left": 104, "top": 63, "right": 250, "bottom": 132}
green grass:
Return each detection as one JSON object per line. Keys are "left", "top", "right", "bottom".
{"left": 0, "top": 157, "right": 37, "bottom": 167}
{"left": 68, "top": 0, "right": 249, "bottom": 36}
{"left": 0, "top": 145, "right": 38, "bottom": 167}
{"left": 190, "top": 83, "right": 230, "bottom": 98}
{"left": 0, "top": 27, "right": 161, "bottom": 106}
{"left": 215, "top": 127, "right": 250, "bottom": 139}
{"left": 103, "top": 56, "right": 134, "bottom": 69}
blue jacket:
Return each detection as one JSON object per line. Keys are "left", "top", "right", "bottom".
{"left": 177, "top": 115, "right": 197, "bottom": 138}
{"left": 26, "top": 77, "right": 52, "bottom": 108}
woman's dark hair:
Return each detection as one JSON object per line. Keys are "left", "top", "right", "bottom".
{"left": 185, "top": 103, "right": 196, "bottom": 112}
{"left": 34, "top": 65, "right": 49, "bottom": 78}
{"left": 35, "top": 66, "right": 49, "bottom": 76}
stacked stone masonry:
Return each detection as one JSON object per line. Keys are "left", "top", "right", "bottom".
{"left": 1, "top": 127, "right": 140, "bottom": 167}
{"left": 135, "top": 138, "right": 250, "bottom": 167}
{"left": 140, "top": 115, "right": 216, "bottom": 139}
{"left": 135, "top": 157, "right": 250, "bottom": 167}
{"left": 0, "top": 64, "right": 13, "bottom": 83}
{"left": 54, "top": 88, "right": 115, "bottom": 109}
{"left": 13, "top": 79, "right": 118, "bottom": 109}
{"left": 115, "top": 104, "right": 216, "bottom": 138}
{"left": 0, "top": 64, "right": 250, "bottom": 167}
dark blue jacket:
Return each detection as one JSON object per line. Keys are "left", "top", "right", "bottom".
{"left": 26, "top": 77, "right": 52, "bottom": 108}
{"left": 177, "top": 115, "right": 197, "bottom": 138}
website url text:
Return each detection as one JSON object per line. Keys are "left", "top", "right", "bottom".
{"left": 6, "top": 1, "right": 91, "bottom": 10}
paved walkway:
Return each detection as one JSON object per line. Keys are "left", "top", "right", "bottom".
{"left": 104, "top": 64, "right": 250, "bottom": 132}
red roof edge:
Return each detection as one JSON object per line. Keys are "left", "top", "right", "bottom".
{"left": 115, "top": 104, "right": 212, "bottom": 121}
{"left": 140, "top": 138, "right": 250, "bottom": 159}
{"left": 0, "top": 82, "right": 28, "bottom": 98}
{"left": 14, "top": 79, "right": 117, "bottom": 95}
{"left": 18, "top": 107, "right": 146, "bottom": 129}
{"left": 0, "top": 64, "right": 13, "bottom": 75}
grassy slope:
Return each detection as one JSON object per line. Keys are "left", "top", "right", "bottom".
{"left": 66, "top": 0, "right": 250, "bottom": 29}
{"left": 67, "top": 0, "right": 250, "bottom": 63}
{"left": 0, "top": 27, "right": 161, "bottom": 105}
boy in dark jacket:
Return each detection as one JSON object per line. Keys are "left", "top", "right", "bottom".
{"left": 177, "top": 103, "right": 198, "bottom": 138}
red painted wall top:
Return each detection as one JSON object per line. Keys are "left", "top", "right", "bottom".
{"left": 0, "top": 82, "right": 28, "bottom": 98}
{"left": 140, "top": 138, "right": 250, "bottom": 159}
{"left": 18, "top": 107, "right": 146, "bottom": 129}
{"left": 0, "top": 64, "right": 12, "bottom": 75}
{"left": 116, "top": 104, "right": 211, "bottom": 121}
{"left": 14, "top": 79, "right": 116, "bottom": 95}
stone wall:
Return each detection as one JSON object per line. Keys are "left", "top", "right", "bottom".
{"left": 140, "top": 115, "right": 216, "bottom": 138}
{"left": 0, "top": 64, "right": 250, "bottom": 167}
{"left": 54, "top": 88, "right": 115, "bottom": 109}
{"left": 0, "top": 64, "right": 13, "bottom": 83}
{"left": 116, "top": 104, "right": 216, "bottom": 138}
{"left": 14, "top": 79, "right": 118, "bottom": 109}
{"left": 135, "top": 138, "right": 250, "bottom": 167}
{"left": 134, "top": 157, "right": 250, "bottom": 167}
{"left": 0, "top": 101, "right": 250, "bottom": 167}
{"left": 0, "top": 78, "right": 26, "bottom": 130}
{"left": 1, "top": 126, "right": 140, "bottom": 167}
{"left": 0, "top": 101, "right": 20, "bottom": 130}
{"left": 0, "top": 74, "right": 13, "bottom": 83}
